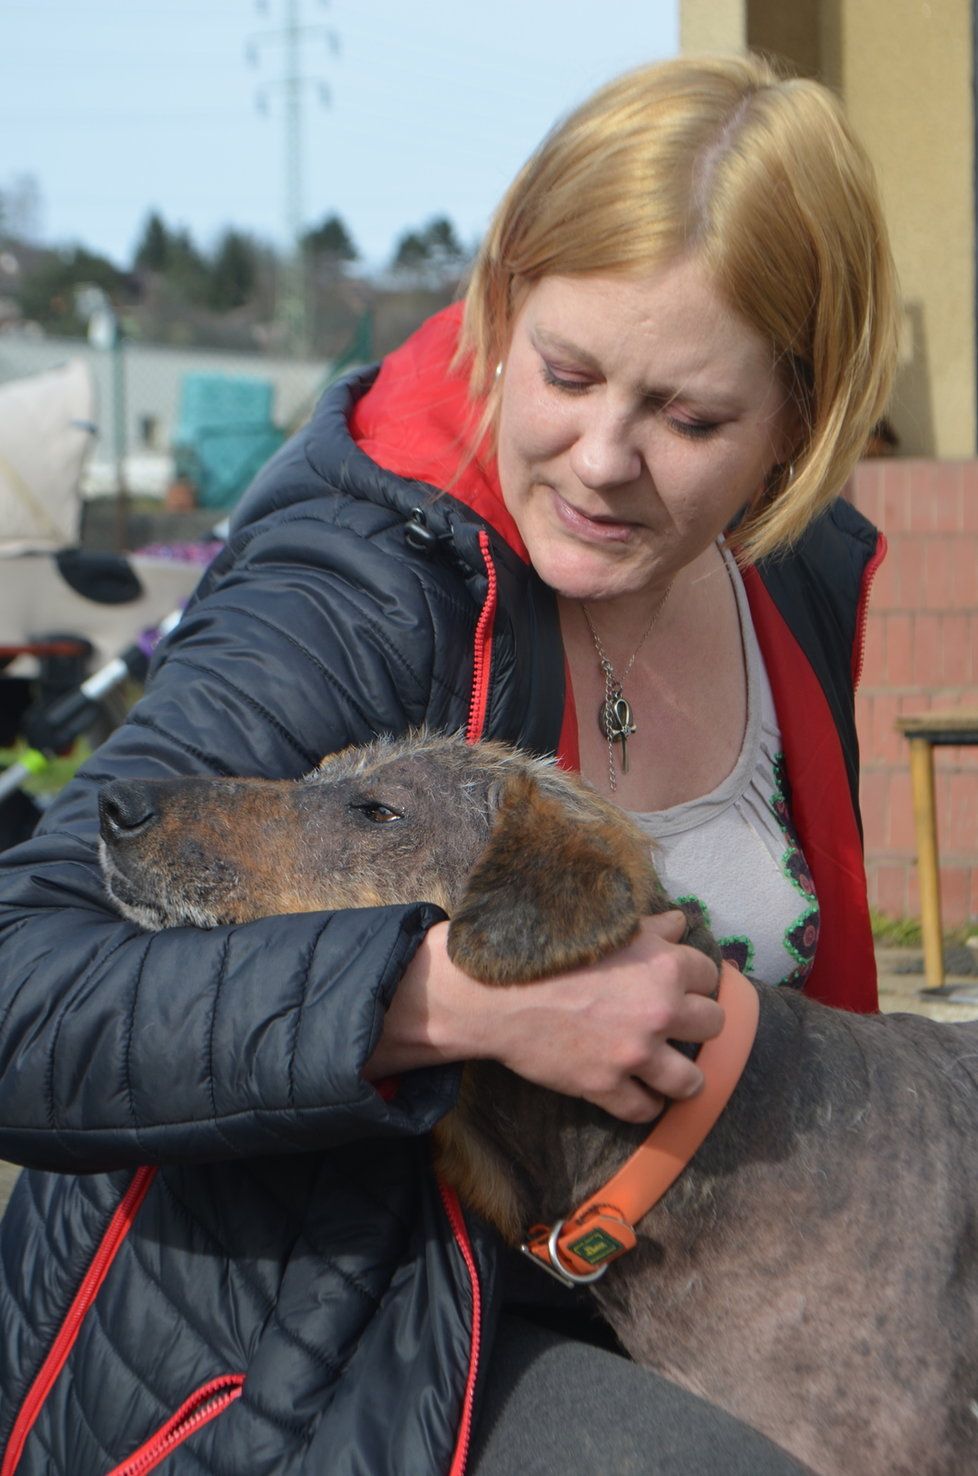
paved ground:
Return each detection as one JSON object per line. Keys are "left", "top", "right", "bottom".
{"left": 876, "top": 944, "right": 978, "bottom": 1023}
{"left": 0, "top": 948, "right": 974, "bottom": 1219}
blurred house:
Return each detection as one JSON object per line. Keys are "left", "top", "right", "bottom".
{"left": 682, "top": 0, "right": 978, "bottom": 924}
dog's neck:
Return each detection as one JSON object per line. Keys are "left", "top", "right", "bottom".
{"left": 445, "top": 982, "right": 856, "bottom": 1253}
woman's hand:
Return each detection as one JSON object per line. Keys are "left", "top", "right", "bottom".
{"left": 365, "top": 910, "right": 724, "bottom": 1122}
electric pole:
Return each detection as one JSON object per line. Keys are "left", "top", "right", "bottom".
{"left": 247, "top": 0, "right": 337, "bottom": 355}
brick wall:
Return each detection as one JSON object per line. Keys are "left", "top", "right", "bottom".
{"left": 850, "top": 459, "right": 978, "bottom": 924}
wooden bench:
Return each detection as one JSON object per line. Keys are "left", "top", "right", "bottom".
{"left": 894, "top": 713, "right": 978, "bottom": 988}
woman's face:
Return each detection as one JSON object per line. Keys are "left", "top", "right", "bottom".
{"left": 496, "top": 258, "right": 798, "bottom": 604}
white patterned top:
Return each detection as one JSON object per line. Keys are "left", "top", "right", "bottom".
{"left": 629, "top": 548, "right": 819, "bottom": 988}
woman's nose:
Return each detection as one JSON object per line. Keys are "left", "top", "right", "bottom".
{"left": 567, "top": 406, "right": 643, "bottom": 489}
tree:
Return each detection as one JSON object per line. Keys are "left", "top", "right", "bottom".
{"left": 302, "top": 213, "right": 358, "bottom": 263}
{"left": 165, "top": 227, "right": 210, "bottom": 305}
{"left": 18, "top": 246, "right": 127, "bottom": 335}
{"left": 391, "top": 228, "right": 428, "bottom": 272}
{"left": 390, "top": 216, "right": 468, "bottom": 283}
{"left": 134, "top": 211, "right": 170, "bottom": 272}
{"left": 424, "top": 215, "right": 465, "bottom": 268}
{"left": 208, "top": 228, "right": 258, "bottom": 310}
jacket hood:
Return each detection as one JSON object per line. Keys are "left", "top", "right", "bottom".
{"left": 349, "top": 302, "right": 528, "bottom": 559}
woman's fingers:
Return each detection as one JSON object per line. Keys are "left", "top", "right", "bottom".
{"left": 664, "top": 991, "right": 725, "bottom": 1043}
{"left": 394, "top": 910, "right": 737, "bottom": 1124}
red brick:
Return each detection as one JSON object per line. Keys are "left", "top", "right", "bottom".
{"left": 855, "top": 694, "right": 873, "bottom": 758}
{"left": 937, "top": 866, "right": 970, "bottom": 926}
{"left": 873, "top": 862, "right": 910, "bottom": 918}
{"left": 930, "top": 462, "right": 965, "bottom": 531}
{"left": 859, "top": 768, "right": 889, "bottom": 851}
{"left": 885, "top": 613, "right": 914, "bottom": 686}
{"left": 962, "top": 472, "right": 978, "bottom": 532}
{"left": 940, "top": 612, "right": 973, "bottom": 684}
{"left": 851, "top": 461, "right": 881, "bottom": 526}
{"left": 897, "top": 691, "right": 935, "bottom": 719}
{"left": 944, "top": 772, "right": 978, "bottom": 858}
{"left": 858, "top": 618, "right": 887, "bottom": 685}
{"left": 887, "top": 769, "right": 917, "bottom": 851}
{"left": 923, "top": 536, "right": 956, "bottom": 609}
{"left": 878, "top": 462, "right": 911, "bottom": 533}
{"left": 873, "top": 690, "right": 906, "bottom": 763}
{"left": 869, "top": 550, "right": 900, "bottom": 610}
{"left": 895, "top": 535, "right": 923, "bottom": 608}
{"left": 912, "top": 613, "right": 942, "bottom": 685}
{"left": 951, "top": 537, "right": 978, "bottom": 606}
{"left": 907, "top": 461, "right": 937, "bottom": 530}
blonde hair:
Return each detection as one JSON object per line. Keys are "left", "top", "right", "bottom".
{"left": 460, "top": 54, "right": 899, "bottom": 562}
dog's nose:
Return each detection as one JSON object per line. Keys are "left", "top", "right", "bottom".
{"left": 99, "top": 780, "right": 159, "bottom": 842}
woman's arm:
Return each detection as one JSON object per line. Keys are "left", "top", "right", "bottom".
{"left": 367, "top": 912, "right": 724, "bottom": 1121}
{"left": 0, "top": 525, "right": 462, "bottom": 1172}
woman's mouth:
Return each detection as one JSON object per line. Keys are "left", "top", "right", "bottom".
{"left": 551, "top": 490, "right": 638, "bottom": 543}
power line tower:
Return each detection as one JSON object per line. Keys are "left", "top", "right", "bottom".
{"left": 247, "top": 0, "right": 338, "bottom": 355}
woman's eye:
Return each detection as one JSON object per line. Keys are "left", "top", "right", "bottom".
{"left": 664, "top": 413, "right": 720, "bottom": 440}
{"left": 541, "top": 361, "right": 592, "bottom": 394}
{"left": 350, "top": 801, "right": 403, "bottom": 824}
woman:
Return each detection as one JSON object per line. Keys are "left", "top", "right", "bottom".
{"left": 0, "top": 54, "right": 896, "bottom": 1476}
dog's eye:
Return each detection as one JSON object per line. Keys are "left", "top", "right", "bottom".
{"left": 349, "top": 801, "right": 403, "bottom": 824}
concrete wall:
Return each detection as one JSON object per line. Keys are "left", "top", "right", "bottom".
{"left": 679, "top": 0, "right": 978, "bottom": 458}
{"left": 852, "top": 457, "right": 978, "bottom": 924}
{"left": 0, "top": 335, "right": 330, "bottom": 496}
{"left": 832, "top": 0, "right": 975, "bottom": 458}
{"left": 680, "top": 0, "right": 747, "bottom": 54}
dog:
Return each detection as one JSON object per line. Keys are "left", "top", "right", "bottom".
{"left": 98, "top": 731, "right": 978, "bottom": 1476}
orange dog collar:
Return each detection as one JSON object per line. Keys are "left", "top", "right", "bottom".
{"left": 521, "top": 962, "right": 760, "bottom": 1286}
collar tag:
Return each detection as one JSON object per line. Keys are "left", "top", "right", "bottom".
{"left": 522, "top": 1210, "right": 637, "bottom": 1285}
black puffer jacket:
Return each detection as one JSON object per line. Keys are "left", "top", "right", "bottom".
{"left": 0, "top": 364, "right": 566, "bottom": 1476}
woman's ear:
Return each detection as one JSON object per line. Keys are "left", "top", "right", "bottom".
{"left": 446, "top": 770, "right": 650, "bottom": 984}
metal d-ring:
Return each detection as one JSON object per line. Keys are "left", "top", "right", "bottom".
{"left": 519, "top": 1219, "right": 611, "bottom": 1287}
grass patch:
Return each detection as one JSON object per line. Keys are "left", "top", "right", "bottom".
{"left": 870, "top": 910, "right": 922, "bottom": 946}
{"left": 871, "top": 908, "right": 978, "bottom": 949}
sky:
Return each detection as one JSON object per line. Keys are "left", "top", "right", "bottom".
{"left": 1, "top": 0, "right": 679, "bottom": 273}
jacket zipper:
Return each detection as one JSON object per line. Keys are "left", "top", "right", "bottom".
{"left": 465, "top": 532, "right": 498, "bottom": 743}
{"left": 851, "top": 529, "right": 887, "bottom": 689}
{"left": 438, "top": 1181, "right": 482, "bottom": 1476}
{"left": 457, "top": 532, "right": 494, "bottom": 1470}
{"left": 105, "top": 1374, "right": 245, "bottom": 1476}
{"left": 1, "top": 1166, "right": 157, "bottom": 1476}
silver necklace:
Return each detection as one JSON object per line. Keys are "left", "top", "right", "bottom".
{"left": 582, "top": 585, "right": 673, "bottom": 792}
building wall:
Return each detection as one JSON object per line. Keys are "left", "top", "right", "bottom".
{"left": 831, "top": 0, "right": 975, "bottom": 459}
{"left": 679, "top": 0, "right": 977, "bottom": 459}
{"left": 680, "top": 0, "right": 747, "bottom": 54}
{"left": 852, "top": 456, "right": 978, "bottom": 924}
{"left": 0, "top": 335, "right": 330, "bottom": 497}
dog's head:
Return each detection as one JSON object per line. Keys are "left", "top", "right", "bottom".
{"left": 99, "top": 731, "right": 674, "bottom": 982}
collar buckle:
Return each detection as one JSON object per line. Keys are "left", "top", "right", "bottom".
{"left": 521, "top": 1219, "right": 609, "bottom": 1287}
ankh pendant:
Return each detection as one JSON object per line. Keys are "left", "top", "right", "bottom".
{"left": 599, "top": 689, "right": 636, "bottom": 774}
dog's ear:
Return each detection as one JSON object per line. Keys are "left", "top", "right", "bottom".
{"left": 447, "top": 770, "right": 653, "bottom": 984}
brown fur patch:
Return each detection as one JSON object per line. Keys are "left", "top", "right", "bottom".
{"left": 447, "top": 771, "right": 654, "bottom": 983}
